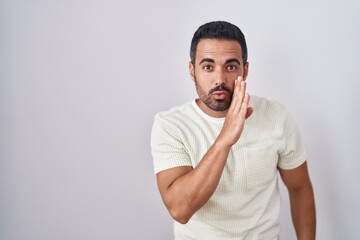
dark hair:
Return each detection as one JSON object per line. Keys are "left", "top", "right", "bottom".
{"left": 190, "top": 21, "right": 248, "bottom": 65}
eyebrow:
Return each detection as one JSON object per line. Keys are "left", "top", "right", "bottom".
{"left": 225, "top": 58, "right": 241, "bottom": 65}
{"left": 199, "top": 58, "right": 214, "bottom": 65}
{"left": 198, "top": 58, "right": 241, "bottom": 65}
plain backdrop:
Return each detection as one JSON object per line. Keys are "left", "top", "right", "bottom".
{"left": 1, "top": 0, "right": 359, "bottom": 239}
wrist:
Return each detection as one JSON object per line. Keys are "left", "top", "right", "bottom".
{"left": 214, "top": 137, "right": 233, "bottom": 152}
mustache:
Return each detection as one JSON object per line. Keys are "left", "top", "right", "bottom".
{"left": 209, "top": 85, "right": 232, "bottom": 94}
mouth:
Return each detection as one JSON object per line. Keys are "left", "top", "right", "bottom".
{"left": 213, "top": 91, "right": 228, "bottom": 100}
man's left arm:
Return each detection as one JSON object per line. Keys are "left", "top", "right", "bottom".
{"left": 279, "top": 161, "right": 316, "bottom": 240}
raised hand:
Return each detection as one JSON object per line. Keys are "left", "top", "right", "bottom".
{"left": 217, "top": 76, "right": 253, "bottom": 148}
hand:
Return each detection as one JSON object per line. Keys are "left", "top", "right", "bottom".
{"left": 217, "top": 76, "right": 253, "bottom": 148}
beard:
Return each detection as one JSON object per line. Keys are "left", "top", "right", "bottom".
{"left": 194, "top": 78, "right": 233, "bottom": 112}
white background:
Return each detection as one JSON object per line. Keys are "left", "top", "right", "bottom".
{"left": 1, "top": 0, "right": 359, "bottom": 239}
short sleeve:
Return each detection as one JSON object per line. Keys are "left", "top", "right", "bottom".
{"left": 277, "top": 110, "right": 307, "bottom": 170}
{"left": 150, "top": 114, "right": 193, "bottom": 174}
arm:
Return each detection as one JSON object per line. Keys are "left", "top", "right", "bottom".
{"left": 156, "top": 142, "right": 231, "bottom": 224}
{"left": 279, "top": 161, "right": 316, "bottom": 240}
{"left": 156, "top": 78, "right": 253, "bottom": 224}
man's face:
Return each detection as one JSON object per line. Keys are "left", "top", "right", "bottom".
{"left": 189, "top": 39, "right": 249, "bottom": 116}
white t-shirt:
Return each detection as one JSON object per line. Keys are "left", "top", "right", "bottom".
{"left": 151, "top": 96, "right": 307, "bottom": 240}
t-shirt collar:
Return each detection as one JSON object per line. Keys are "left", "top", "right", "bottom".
{"left": 192, "top": 100, "right": 225, "bottom": 124}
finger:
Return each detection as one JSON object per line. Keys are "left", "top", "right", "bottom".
{"left": 239, "top": 93, "right": 250, "bottom": 118}
{"left": 245, "top": 94, "right": 253, "bottom": 119}
{"left": 228, "top": 77, "right": 241, "bottom": 111}
{"left": 245, "top": 107, "right": 253, "bottom": 119}
{"left": 231, "top": 76, "right": 246, "bottom": 112}
{"left": 236, "top": 79, "right": 247, "bottom": 111}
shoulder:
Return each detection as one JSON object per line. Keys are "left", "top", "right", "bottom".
{"left": 250, "top": 95, "right": 287, "bottom": 111}
{"left": 152, "top": 101, "right": 196, "bottom": 136}
{"left": 250, "top": 95, "right": 289, "bottom": 119}
{"left": 154, "top": 101, "right": 194, "bottom": 125}
{"left": 155, "top": 101, "right": 192, "bottom": 119}
{"left": 250, "top": 95, "right": 302, "bottom": 138}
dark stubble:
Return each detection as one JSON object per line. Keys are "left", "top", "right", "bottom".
{"left": 194, "top": 78, "right": 233, "bottom": 112}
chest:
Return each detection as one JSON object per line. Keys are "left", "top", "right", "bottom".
{"left": 179, "top": 119, "right": 284, "bottom": 190}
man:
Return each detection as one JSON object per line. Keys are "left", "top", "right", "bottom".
{"left": 151, "top": 21, "right": 316, "bottom": 239}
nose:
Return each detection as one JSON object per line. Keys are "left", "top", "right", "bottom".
{"left": 215, "top": 68, "right": 226, "bottom": 86}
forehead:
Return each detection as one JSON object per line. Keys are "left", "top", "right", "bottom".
{"left": 196, "top": 39, "right": 243, "bottom": 62}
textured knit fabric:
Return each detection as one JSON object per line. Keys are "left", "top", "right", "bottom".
{"left": 151, "top": 95, "right": 307, "bottom": 240}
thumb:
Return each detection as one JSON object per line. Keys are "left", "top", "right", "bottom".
{"left": 245, "top": 107, "right": 253, "bottom": 119}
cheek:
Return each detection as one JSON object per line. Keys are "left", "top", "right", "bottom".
{"left": 227, "top": 71, "right": 241, "bottom": 83}
{"left": 196, "top": 80, "right": 211, "bottom": 92}
{"left": 234, "top": 68, "right": 244, "bottom": 76}
{"left": 194, "top": 71, "right": 211, "bottom": 83}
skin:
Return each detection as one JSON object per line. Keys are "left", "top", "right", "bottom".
{"left": 156, "top": 39, "right": 316, "bottom": 239}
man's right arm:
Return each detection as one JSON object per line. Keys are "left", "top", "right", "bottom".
{"left": 156, "top": 78, "right": 252, "bottom": 224}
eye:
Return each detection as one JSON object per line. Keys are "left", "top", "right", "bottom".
{"left": 203, "top": 65, "right": 213, "bottom": 71}
{"left": 227, "top": 65, "right": 237, "bottom": 71}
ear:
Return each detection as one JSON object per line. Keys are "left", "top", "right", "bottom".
{"left": 189, "top": 61, "right": 195, "bottom": 82}
{"left": 243, "top": 62, "right": 249, "bottom": 81}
